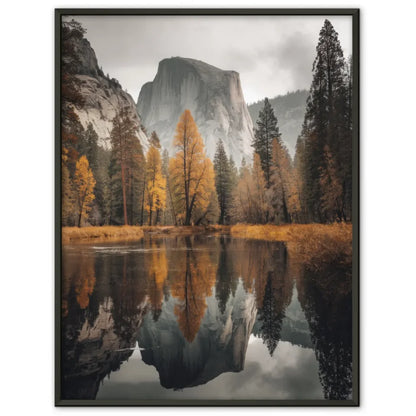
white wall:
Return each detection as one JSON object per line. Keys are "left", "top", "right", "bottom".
{"left": 1, "top": 0, "right": 415, "bottom": 414}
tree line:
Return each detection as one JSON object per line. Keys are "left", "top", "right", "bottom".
{"left": 61, "top": 19, "right": 352, "bottom": 227}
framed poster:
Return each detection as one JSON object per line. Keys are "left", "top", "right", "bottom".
{"left": 55, "top": 8, "right": 359, "bottom": 406}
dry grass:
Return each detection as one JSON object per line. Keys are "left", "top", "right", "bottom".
{"left": 230, "top": 223, "right": 352, "bottom": 271}
{"left": 141, "top": 225, "right": 230, "bottom": 236}
{"left": 62, "top": 226, "right": 144, "bottom": 244}
{"left": 287, "top": 223, "right": 352, "bottom": 271}
{"left": 62, "top": 224, "right": 231, "bottom": 243}
{"left": 230, "top": 223, "right": 294, "bottom": 242}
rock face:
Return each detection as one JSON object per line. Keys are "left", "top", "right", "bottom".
{"left": 71, "top": 37, "right": 148, "bottom": 149}
{"left": 137, "top": 57, "right": 254, "bottom": 164}
{"left": 138, "top": 280, "right": 257, "bottom": 389}
{"left": 62, "top": 297, "right": 148, "bottom": 399}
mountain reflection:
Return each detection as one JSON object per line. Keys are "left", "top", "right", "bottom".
{"left": 61, "top": 235, "right": 352, "bottom": 400}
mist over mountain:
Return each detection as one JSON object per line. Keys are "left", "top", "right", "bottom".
{"left": 69, "top": 35, "right": 149, "bottom": 149}
{"left": 248, "top": 90, "right": 308, "bottom": 158}
{"left": 137, "top": 57, "right": 254, "bottom": 165}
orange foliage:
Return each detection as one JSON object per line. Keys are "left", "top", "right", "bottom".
{"left": 73, "top": 155, "right": 96, "bottom": 227}
{"left": 169, "top": 110, "right": 216, "bottom": 225}
{"left": 169, "top": 237, "right": 218, "bottom": 342}
{"left": 146, "top": 241, "right": 168, "bottom": 315}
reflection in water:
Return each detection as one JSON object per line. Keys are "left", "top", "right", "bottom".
{"left": 61, "top": 235, "right": 352, "bottom": 401}
{"left": 297, "top": 263, "right": 353, "bottom": 400}
{"left": 170, "top": 236, "right": 218, "bottom": 342}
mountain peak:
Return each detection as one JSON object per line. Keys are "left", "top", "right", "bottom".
{"left": 137, "top": 57, "right": 252, "bottom": 165}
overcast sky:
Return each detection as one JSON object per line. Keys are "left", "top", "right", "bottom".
{"left": 72, "top": 15, "right": 352, "bottom": 104}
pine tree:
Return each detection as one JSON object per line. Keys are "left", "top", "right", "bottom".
{"left": 253, "top": 98, "right": 281, "bottom": 187}
{"left": 109, "top": 108, "right": 144, "bottom": 225}
{"left": 62, "top": 149, "right": 75, "bottom": 226}
{"left": 296, "top": 19, "right": 352, "bottom": 222}
{"left": 267, "top": 137, "right": 297, "bottom": 224}
{"left": 214, "top": 139, "right": 232, "bottom": 224}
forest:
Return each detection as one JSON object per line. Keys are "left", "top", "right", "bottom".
{"left": 61, "top": 19, "right": 353, "bottom": 229}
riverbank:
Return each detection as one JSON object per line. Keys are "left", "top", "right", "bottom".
{"left": 62, "top": 226, "right": 145, "bottom": 244}
{"left": 61, "top": 225, "right": 230, "bottom": 243}
{"left": 230, "top": 223, "right": 352, "bottom": 271}
{"left": 62, "top": 223, "right": 352, "bottom": 263}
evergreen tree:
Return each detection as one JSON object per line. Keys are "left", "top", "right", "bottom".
{"left": 296, "top": 19, "right": 352, "bottom": 222}
{"left": 109, "top": 107, "right": 145, "bottom": 225}
{"left": 214, "top": 139, "right": 232, "bottom": 224}
{"left": 253, "top": 98, "right": 281, "bottom": 187}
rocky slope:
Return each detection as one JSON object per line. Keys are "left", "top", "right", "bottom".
{"left": 136, "top": 57, "right": 254, "bottom": 165}
{"left": 71, "top": 36, "right": 148, "bottom": 149}
{"left": 248, "top": 90, "right": 308, "bottom": 158}
{"left": 138, "top": 280, "right": 257, "bottom": 389}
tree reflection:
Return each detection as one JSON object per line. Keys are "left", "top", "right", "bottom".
{"left": 110, "top": 250, "right": 148, "bottom": 344}
{"left": 215, "top": 237, "right": 238, "bottom": 314}
{"left": 61, "top": 244, "right": 148, "bottom": 399}
{"left": 169, "top": 236, "right": 218, "bottom": 342}
{"left": 145, "top": 240, "right": 168, "bottom": 321}
{"left": 255, "top": 243, "right": 293, "bottom": 355}
{"left": 297, "top": 263, "right": 352, "bottom": 400}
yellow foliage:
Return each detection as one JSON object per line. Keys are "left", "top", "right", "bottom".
{"left": 73, "top": 155, "right": 96, "bottom": 227}
{"left": 169, "top": 110, "right": 216, "bottom": 225}
{"left": 145, "top": 145, "right": 166, "bottom": 225}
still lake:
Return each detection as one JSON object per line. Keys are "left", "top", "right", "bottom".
{"left": 61, "top": 235, "right": 352, "bottom": 401}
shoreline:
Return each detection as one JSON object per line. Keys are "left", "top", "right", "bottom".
{"left": 62, "top": 223, "right": 351, "bottom": 244}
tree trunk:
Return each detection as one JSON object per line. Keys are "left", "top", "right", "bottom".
{"left": 121, "top": 162, "right": 128, "bottom": 225}
{"left": 140, "top": 178, "right": 145, "bottom": 226}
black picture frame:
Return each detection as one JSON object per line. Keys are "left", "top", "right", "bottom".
{"left": 55, "top": 8, "right": 360, "bottom": 406}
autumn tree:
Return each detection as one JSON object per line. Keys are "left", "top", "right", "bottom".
{"left": 110, "top": 107, "right": 144, "bottom": 225}
{"left": 145, "top": 137, "right": 166, "bottom": 225}
{"left": 169, "top": 110, "right": 216, "bottom": 225}
{"left": 253, "top": 98, "right": 281, "bottom": 187}
{"left": 161, "top": 148, "right": 176, "bottom": 225}
{"left": 267, "top": 137, "right": 300, "bottom": 224}
{"left": 73, "top": 155, "right": 96, "bottom": 227}
{"left": 231, "top": 154, "right": 271, "bottom": 224}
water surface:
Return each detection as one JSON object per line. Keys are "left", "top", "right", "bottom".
{"left": 61, "top": 235, "right": 352, "bottom": 401}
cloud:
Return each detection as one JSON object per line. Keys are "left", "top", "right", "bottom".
{"left": 73, "top": 15, "right": 352, "bottom": 104}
